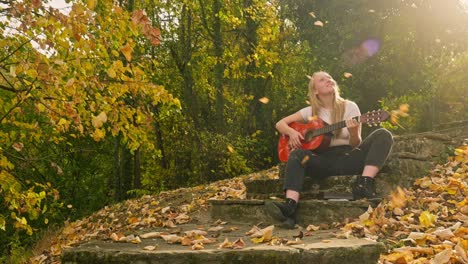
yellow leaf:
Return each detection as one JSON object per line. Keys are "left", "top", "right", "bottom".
{"left": 9, "top": 66, "right": 16, "bottom": 77}
{"left": 87, "top": 0, "right": 96, "bottom": 10}
{"left": 419, "top": 211, "right": 436, "bottom": 228}
{"left": 107, "top": 68, "right": 116, "bottom": 78}
{"left": 399, "top": 103, "right": 410, "bottom": 113}
{"left": 92, "top": 128, "right": 106, "bottom": 142}
{"left": 250, "top": 236, "right": 265, "bottom": 244}
{"left": 227, "top": 145, "right": 235, "bottom": 153}
{"left": 121, "top": 43, "right": 133, "bottom": 62}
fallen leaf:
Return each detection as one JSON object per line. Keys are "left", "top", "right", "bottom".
{"left": 208, "top": 226, "right": 224, "bottom": 232}
{"left": 232, "top": 238, "right": 245, "bottom": 249}
{"left": 143, "top": 245, "right": 157, "bottom": 251}
{"left": 140, "top": 232, "right": 161, "bottom": 238}
{"left": 161, "top": 234, "right": 182, "bottom": 244}
{"left": 192, "top": 243, "right": 204, "bottom": 250}
{"left": 314, "top": 20, "right": 324, "bottom": 27}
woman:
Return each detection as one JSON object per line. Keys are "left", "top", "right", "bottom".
{"left": 266, "top": 71, "right": 393, "bottom": 229}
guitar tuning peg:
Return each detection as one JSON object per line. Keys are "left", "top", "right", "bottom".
{"left": 367, "top": 124, "right": 372, "bottom": 127}
{"left": 374, "top": 123, "right": 379, "bottom": 127}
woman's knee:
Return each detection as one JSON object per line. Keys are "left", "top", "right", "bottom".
{"left": 371, "top": 128, "right": 394, "bottom": 144}
{"left": 289, "top": 149, "right": 308, "bottom": 161}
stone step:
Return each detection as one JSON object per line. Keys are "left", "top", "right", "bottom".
{"left": 62, "top": 223, "right": 384, "bottom": 264}
{"left": 244, "top": 173, "right": 399, "bottom": 199}
{"left": 209, "top": 199, "right": 378, "bottom": 226}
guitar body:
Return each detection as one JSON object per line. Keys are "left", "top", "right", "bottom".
{"left": 277, "top": 109, "right": 390, "bottom": 162}
{"left": 278, "top": 118, "right": 332, "bottom": 162}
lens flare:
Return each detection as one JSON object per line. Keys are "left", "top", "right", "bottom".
{"left": 342, "top": 38, "right": 381, "bottom": 66}
{"left": 361, "top": 39, "right": 381, "bottom": 57}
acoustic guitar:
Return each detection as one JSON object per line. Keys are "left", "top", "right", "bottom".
{"left": 278, "top": 110, "right": 390, "bottom": 162}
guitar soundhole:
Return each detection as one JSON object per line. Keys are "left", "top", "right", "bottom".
{"left": 304, "top": 130, "right": 315, "bottom": 141}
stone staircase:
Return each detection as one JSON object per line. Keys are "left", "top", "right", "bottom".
{"left": 211, "top": 174, "right": 385, "bottom": 226}
{"left": 62, "top": 173, "right": 386, "bottom": 264}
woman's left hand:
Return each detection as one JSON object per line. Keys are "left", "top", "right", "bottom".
{"left": 346, "top": 118, "right": 360, "bottom": 131}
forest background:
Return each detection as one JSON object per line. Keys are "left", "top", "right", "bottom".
{"left": 1, "top": 0, "right": 467, "bottom": 260}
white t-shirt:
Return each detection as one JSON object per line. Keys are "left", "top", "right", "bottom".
{"left": 298, "top": 100, "right": 361, "bottom": 147}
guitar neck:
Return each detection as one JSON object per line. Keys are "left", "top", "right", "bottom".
{"left": 312, "top": 116, "right": 360, "bottom": 137}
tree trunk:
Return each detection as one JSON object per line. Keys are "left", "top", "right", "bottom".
{"left": 213, "top": 0, "right": 225, "bottom": 132}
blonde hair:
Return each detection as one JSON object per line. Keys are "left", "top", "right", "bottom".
{"left": 307, "top": 71, "right": 347, "bottom": 136}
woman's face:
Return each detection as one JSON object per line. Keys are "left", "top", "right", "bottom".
{"left": 313, "top": 72, "right": 336, "bottom": 96}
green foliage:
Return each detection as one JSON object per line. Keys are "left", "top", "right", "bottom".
{"left": 1, "top": 0, "right": 468, "bottom": 260}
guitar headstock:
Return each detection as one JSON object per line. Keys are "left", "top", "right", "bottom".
{"left": 361, "top": 109, "right": 390, "bottom": 127}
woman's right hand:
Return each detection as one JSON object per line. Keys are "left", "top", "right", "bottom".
{"left": 288, "top": 129, "right": 304, "bottom": 150}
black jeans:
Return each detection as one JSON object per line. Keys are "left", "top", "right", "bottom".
{"left": 283, "top": 128, "right": 394, "bottom": 192}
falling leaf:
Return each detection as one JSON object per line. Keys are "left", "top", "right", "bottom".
{"left": 120, "top": 43, "right": 133, "bottom": 62}
{"left": 92, "top": 112, "right": 107, "bottom": 129}
{"left": 301, "top": 156, "right": 310, "bottom": 165}
{"left": 314, "top": 20, "right": 324, "bottom": 27}
{"left": 368, "top": 9, "right": 375, "bottom": 13}
{"left": 343, "top": 72, "right": 353, "bottom": 78}
{"left": 389, "top": 187, "right": 407, "bottom": 209}
{"left": 308, "top": 12, "right": 316, "bottom": 18}
{"left": 399, "top": 104, "right": 410, "bottom": 113}
{"left": 259, "top": 97, "right": 269, "bottom": 104}
{"left": 12, "top": 142, "right": 24, "bottom": 152}
{"left": 50, "top": 162, "right": 63, "bottom": 175}
{"left": 227, "top": 145, "right": 235, "bottom": 153}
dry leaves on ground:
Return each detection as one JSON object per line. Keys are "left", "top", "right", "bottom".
{"left": 340, "top": 146, "right": 468, "bottom": 263}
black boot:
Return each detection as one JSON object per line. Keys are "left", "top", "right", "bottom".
{"left": 265, "top": 198, "right": 297, "bottom": 229}
{"left": 352, "top": 176, "right": 377, "bottom": 200}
